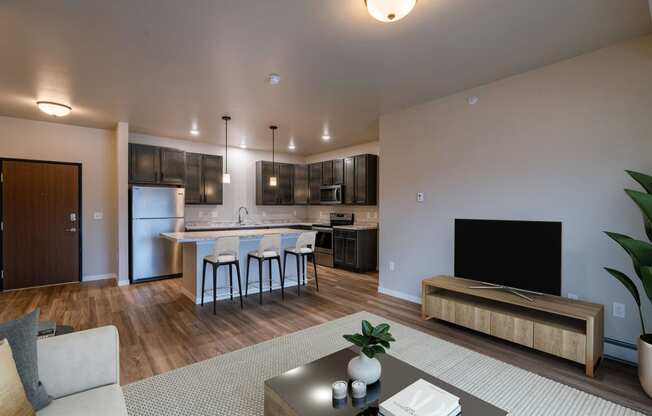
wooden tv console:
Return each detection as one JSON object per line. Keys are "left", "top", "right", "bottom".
{"left": 421, "top": 276, "right": 604, "bottom": 376}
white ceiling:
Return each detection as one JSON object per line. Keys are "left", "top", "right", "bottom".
{"left": 0, "top": 0, "right": 650, "bottom": 155}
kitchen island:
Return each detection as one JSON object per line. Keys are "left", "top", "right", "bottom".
{"left": 161, "top": 228, "right": 305, "bottom": 304}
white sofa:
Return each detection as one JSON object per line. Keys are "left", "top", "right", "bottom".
{"left": 35, "top": 326, "right": 127, "bottom": 416}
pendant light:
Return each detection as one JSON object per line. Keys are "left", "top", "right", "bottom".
{"left": 269, "top": 125, "right": 278, "bottom": 187}
{"left": 222, "top": 116, "right": 231, "bottom": 184}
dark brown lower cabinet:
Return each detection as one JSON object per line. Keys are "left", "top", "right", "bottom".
{"left": 333, "top": 229, "right": 377, "bottom": 272}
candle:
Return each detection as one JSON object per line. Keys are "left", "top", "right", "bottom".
{"left": 332, "top": 381, "right": 348, "bottom": 400}
{"left": 351, "top": 380, "right": 367, "bottom": 398}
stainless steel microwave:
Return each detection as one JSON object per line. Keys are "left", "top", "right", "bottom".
{"left": 319, "top": 184, "right": 343, "bottom": 204}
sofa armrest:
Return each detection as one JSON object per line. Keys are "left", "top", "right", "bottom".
{"left": 37, "top": 326, "right": 120, "bottom": 399}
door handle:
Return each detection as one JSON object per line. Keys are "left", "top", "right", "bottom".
{"left": 65, "top": 228, "right": 77, "bottom": 232}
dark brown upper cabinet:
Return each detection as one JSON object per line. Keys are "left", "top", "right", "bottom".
{"left": 354, "top": 154, "right": 378, "bottom": 205}
{"left": 256, "top": 161, "right": 278, "bottom": 205}
{"left": 343, "top": 157, "right": 355, "bottom": 205}
{"left": 278, "top": 163, "right": 295, "bottom": 205}
{"left": 333, "top": 159, "right": 344, "bottom": 185}
{"left": 185, "top": 153, "right": 223, "bottom": 205}
{"left": 293, "top": 164, "right": 309, "bottom": 205}
{"left": 129, "top": 143, "right": 186, "bottom": 186}
{"left": 309, "top": 163, "right": 322, "bottom": 205}
{"left": 321, "top": 160, "right": 333, "bottom": 185}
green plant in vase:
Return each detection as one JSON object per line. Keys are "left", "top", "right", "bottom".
{"left": 604, "top": 170, "right": 652, "bottom": 397}
{"left": 343, "top": 320, "right": 396, "bottom": 385}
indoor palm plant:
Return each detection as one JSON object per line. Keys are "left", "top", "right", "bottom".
{"left": 605, "top": 170, "right": 652, "bottom": 397}
{"left": 343, "top": 320, "right": 396, "bottom": 385}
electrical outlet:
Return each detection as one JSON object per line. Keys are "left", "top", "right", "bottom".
{"left": 417, "top": 192, "right": 425, "bottom": 203}
{"left": 613, "top": 302, "right": 626, "bottom": 318}
{"left": 389, "top": 261, "right": 395, "bottom": 272}
{"left": 262, "top": 211, "right": 267, "bottom": 217}
{"left": 567, "top": 293, "right": 578, "bottom": 300}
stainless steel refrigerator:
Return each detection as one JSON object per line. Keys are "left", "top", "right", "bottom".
{"left": 130, "top": 186, "right": 185, "bottom": 282}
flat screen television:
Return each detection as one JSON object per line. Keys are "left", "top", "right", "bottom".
{"left": 454, "top": 219, "right": 562, "bottom": 296}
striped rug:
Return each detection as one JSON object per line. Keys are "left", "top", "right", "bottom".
{"left": 124, "top": 311, "right": 642, "bottom": 415}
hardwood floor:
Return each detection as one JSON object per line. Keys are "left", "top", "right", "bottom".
{"left": 1, "top": 266, "right": 650, "bottom": 413}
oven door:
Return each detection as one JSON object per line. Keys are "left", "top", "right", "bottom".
{"left": 319, "top": 185, "right": 342, "bottom": 204}
{"left": 312, "top": 226, "right": 334, "bottom": 267}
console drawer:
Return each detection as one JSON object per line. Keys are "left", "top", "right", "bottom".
{"left": 490, "top": 311, "right": 534, "bottom": 348}
{"left": 533, "top": 323, "right": 586, "bottom": 364}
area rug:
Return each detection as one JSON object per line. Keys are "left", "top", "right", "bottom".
{"left": 124, "top": 311, "right": 642, "bottom": 415}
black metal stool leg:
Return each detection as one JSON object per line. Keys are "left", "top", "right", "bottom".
{"left": 268, "top": 259, "right": 273, "bottom": 293}
{"left": 229, "top": 264, "right": 234, "bottom": 301}
{"left": 303, "top": 255, "right": 306, "bottom": 286}
{"left": 282, "top": 252, "right": 288, "bottom": 300}
{"left": 212, "top": 264, "right": 217, "bottom": 315}
{"left": 245, "top": 255, "right": 251, "bottom": 297}
{"left": 312, "top": 253, "right": 319, "bottom": 291}
{"left": 258, "top": 258, "right": 263, "bottom": 304}
{"left": 201, "top": 260, "right": 207, "bottom": 306}
{"left": 276, "top": 257, "right": 284, "bottom": 300}
{"left": 235, "top": 262, "right": 243, "bottom": 309}
{"left": 296, "top": 254, "right": 301, "bottom": 296}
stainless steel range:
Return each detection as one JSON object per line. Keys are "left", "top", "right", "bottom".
{"left": 312, "top": 213, "right": 354, "bottom": 267}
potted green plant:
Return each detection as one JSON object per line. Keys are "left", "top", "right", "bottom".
{"left": 604, "top": 170, "right": 652, "bottom": 397}
{"left": 343, "top": 320, "right": 396, "bottom": 385}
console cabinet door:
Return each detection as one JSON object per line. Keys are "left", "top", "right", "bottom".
{"left": 343, "top": 157, "right": 355, "bottom": 205}
{"left": 129, "top": 144, "right": 159, "bottom": 184}
{"left": 159, "top": 147, "right": 186, "bottom": 185}
{"left": 309, "top": 163, "right": 322, "bottom": 205}
{"left": 293, "top": 164, "right": 309, "bottom": 205}
{"left": 202, "top": 155, "right": 223, "bottom": 205}
{"left": 185, "top": 153, "right": 203, "bottom": 204}
{"left": 491, "top": 312, "right": 534, "bottom": 348}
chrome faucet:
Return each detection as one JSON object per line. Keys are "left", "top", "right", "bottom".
{"left": 238, "top": 206, "right": 249, "bottom": 225}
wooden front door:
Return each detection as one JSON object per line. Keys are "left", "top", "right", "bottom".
{"left": 2, "top": 160, "right": 81, "bottom": 290}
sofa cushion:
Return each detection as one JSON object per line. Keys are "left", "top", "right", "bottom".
{"left": 0, "top": 339, "right": 35, "bottom": 416}
{"left": 0, "top": 310, "right": 51, "bottom": 411}
{"left": 36, "top": 384, "right": 127, "bottom": 416}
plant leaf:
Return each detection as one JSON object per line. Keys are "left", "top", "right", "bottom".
{"left": 625, "top": 190, "right": 652, "bottom": 242}
{"left": 605, "top": 267, "right": 641, "bottom": 306}
{"left": 361, "top": 320, "right": 374, "bottom": 336}
{"left": 343, "top": 334, "right": 368, "bottom": 347}
{"left": 379, "top": 340, "right": 390, "bottom": 348}
{"left": 362, "top": 347, "right": 375, "bottom": 359}
{"left": 627, "top": 171, "right": 652, "bottom": 194}
{"left": 605, "top": 232, "right": 652, "bottom": 302}
{"left": 371, "top": 323, "right": 390, "bottom": 337}
{"left": 370, "top": 345, "right": 386, "bottom": 354}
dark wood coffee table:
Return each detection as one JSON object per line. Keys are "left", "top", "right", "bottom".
{"left": 264, "top": 348, "right": 507, "bottom": 416}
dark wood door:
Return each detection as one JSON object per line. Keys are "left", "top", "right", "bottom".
{"left": 293, "top": 164, "right": 309, "bottom": 205}
{"left": 202, "top": 155, "right": 223, "bottom": 205}
{"left": 129, "top": 144, "right": 159, "bottom": 184}
{"left": 309, "top": 163, "right": 322, "bottom": 204}
{"left": 2, "top": 160, "right": 81, "bottom": 290}
{"left": 185, "top": 153, "right": 202, "bottom": 204}
{"left": 159, "top": 147, "right": 186, "bottom": 185}
{"left": 333, "top": 159, "right": 344, "bottom": 185}
{"left": 343, "top": 157, "right": 355, "bottom": 204}
{"left": 278, "top": 163, "right": 294, "bottom": 205}
{"left": 354, "top": 155, "right": 367, "bottom": 204}
{"left": 322, "top": 160, "right": 333, "bottom": 185}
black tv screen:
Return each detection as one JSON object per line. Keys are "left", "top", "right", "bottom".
{"left": 454, "top": 219, "right": 562, "bottom": 296}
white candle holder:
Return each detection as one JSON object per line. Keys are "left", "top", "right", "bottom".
{"left": 351, "top": 380, "right": 367, "bottom": 399}
{"left": 332, "top": 381, "right": 348, "bottom": 400}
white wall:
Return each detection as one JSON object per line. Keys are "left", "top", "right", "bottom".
{"left": 378, "top": 35, "right": 652, "bottom": 359}
{"left": 0, "top": 116, "right": 117, "bottom": 280}
{"left": 129, "top": 134, "right": 308, "bottom": 223}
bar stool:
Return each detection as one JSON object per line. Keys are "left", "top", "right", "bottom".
{"left": 245, "top": 234, "right": 283, "bottom": 304}
{"left": 283, "top": 231, "right": 318, "bottom": 297}
{"left": 201, "top": 236, "right": 243, "bottom": 313}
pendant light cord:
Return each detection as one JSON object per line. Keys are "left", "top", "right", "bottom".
{"left": 222, "top": 115, "right": 231, "bottom": 176}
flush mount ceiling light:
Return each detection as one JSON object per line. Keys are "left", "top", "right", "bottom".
{"left": 269, "top": 125, "right": 278, "bottom": 187}
{"left": 365, "top": 0, "right": 417, "bottom": 23}
{"left": 268, "top": 73, "right": 281, "bottom": 85}
{"left": 222, "top": 116, "right": 231, "bottom": 184}
{"left": 36, "top": 101, "right": 72, "bottom": 117}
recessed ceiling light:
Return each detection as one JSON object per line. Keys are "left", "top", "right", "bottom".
{"left": 365, "top": 0, "right": 417, "bottom": 23}
{"left": 467, "top": 96, "right": 479, "bottom": 105}
{"left": 288, "top": 143, "right": 296, "bottom": 150}
{"left": 190, "top": 128, "right": 200, "bottom": 136}
{"left": 322, "top": 134, "right": 331, "bottom": 141}
{"left": 37, "top": 101, "right": 72, "bottom": 117}
{"left": 268, "top": 73, "right": 281, "bottom": 85}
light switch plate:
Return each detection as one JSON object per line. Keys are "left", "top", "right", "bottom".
{"left": 417, "top": 192, "right": 425, "bottom": 203}
{"left": 613, "top": 302, "right": 626, "bottom": 318}
{"left": 389, "top": 261, "right": 395, "bottom": 271}
{"left": 93, "top": 212, "right": 103, "bottom": 220}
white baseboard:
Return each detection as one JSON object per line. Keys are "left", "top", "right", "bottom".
{"left": 83, "top": 273, "right": 117, "bottom": 282}
{"left": 117, "top": 279, "right": 130, "bottom": 287}
{"left": 378, "top": 286, "right": 422, "bottom": 304}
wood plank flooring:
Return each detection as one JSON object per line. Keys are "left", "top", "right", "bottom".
{"left": 1, "top": 266, "right": 650, "bottom": 413}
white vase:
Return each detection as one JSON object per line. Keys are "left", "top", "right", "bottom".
{"left": 639, "top": 335, "right": 652, "bottom": 398}
{"left": 347, "top": 352, "right": 382, "bottom": 385}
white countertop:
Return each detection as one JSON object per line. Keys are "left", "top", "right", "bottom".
{"left": 161, "top": 228, "right": 303, "bottom": 243}
{"left": 184, "top": 222, "right": 315, "bottom": 231}
{"left": 333, "top": 225, "right": 378, "bottom": 231}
